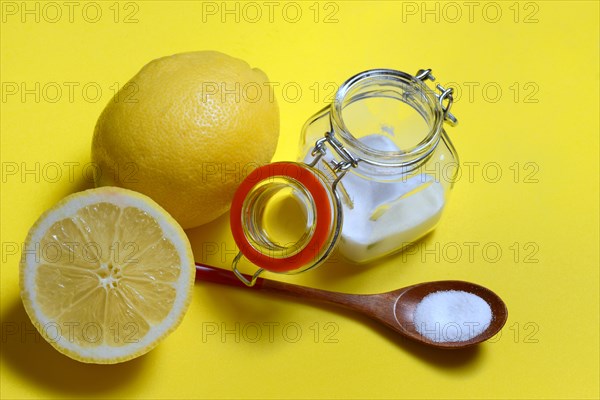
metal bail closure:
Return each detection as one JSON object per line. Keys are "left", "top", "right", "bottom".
{"left": 229, "top": 162, "right": 340, "bottom": 286}
{"left": 415, "top": 68, "right": 458, "bottom": 127}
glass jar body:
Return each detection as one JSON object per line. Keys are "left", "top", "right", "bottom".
{"left": 299, "top": 71, "right": 459, "bottom": 264}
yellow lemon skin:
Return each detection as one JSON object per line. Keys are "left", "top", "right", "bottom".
{"left": 92, "top": 51, "right": 280, "bottom": 229}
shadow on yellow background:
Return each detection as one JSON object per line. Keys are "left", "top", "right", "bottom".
{"left": 197, "top": 277, "right": 483, "bottom": 370}
{"left": 1, "top": 300, "right": 148, "bottom": 396}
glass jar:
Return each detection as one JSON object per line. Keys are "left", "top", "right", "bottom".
{"left": 229, "top": 68, "right": 459, "bottom": 286}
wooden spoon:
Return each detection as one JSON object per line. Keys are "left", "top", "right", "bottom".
{"left": 195, "top": 263, "right": 508, "bottom": 349}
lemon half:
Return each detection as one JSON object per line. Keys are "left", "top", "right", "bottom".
{"left": 20, "top": 187, "right": 195, "bottom": 364}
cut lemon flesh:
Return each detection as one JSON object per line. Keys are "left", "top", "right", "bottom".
{"left": 20, "top": 187, "right": 195, "bottom": 364}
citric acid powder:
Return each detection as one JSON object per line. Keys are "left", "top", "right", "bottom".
{"left": 413, "top": 290, "right": 492, "bottom": 342}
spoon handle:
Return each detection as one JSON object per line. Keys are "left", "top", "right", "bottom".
{"left": 195, "top": 263, "right": 266, "bottom": 288}
{"left": 195, "top": 263, "right": 369, "bottom": 312}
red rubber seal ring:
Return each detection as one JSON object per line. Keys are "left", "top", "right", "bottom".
{"left": 230, "top": 162, "right": 333, "bottom": 273}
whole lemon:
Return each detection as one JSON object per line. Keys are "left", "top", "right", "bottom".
{"left": 92, "top": 51, "right": 279, "bottom": 229}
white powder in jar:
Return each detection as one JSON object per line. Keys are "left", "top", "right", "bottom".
{"left": 335, "top": 134, "right": 447, "bottom": 263}
{"left": 413, "top": 290, "right": 493, "bottom": 342}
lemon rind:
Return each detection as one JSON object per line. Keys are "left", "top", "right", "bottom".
{"left": 20, "top": 186, "right": 195, "bottom": 364}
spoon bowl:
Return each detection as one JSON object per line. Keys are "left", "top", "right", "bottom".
{"left": 195, "top": 263, "right": 508, "bottom": 349}
{"left": 390, "top": 280, "right": 508, "bottom": 349}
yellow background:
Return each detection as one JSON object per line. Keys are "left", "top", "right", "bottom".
{"left": 1, "top": 1, "right": 599, "bottom": 399}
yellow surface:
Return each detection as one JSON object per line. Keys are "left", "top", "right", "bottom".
{"left": 1, "top": 1, "right": 598, "bottom": 398}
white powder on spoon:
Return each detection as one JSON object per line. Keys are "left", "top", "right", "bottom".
{"left": 413, "top": 290, "right": 493, "bottom": 343}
